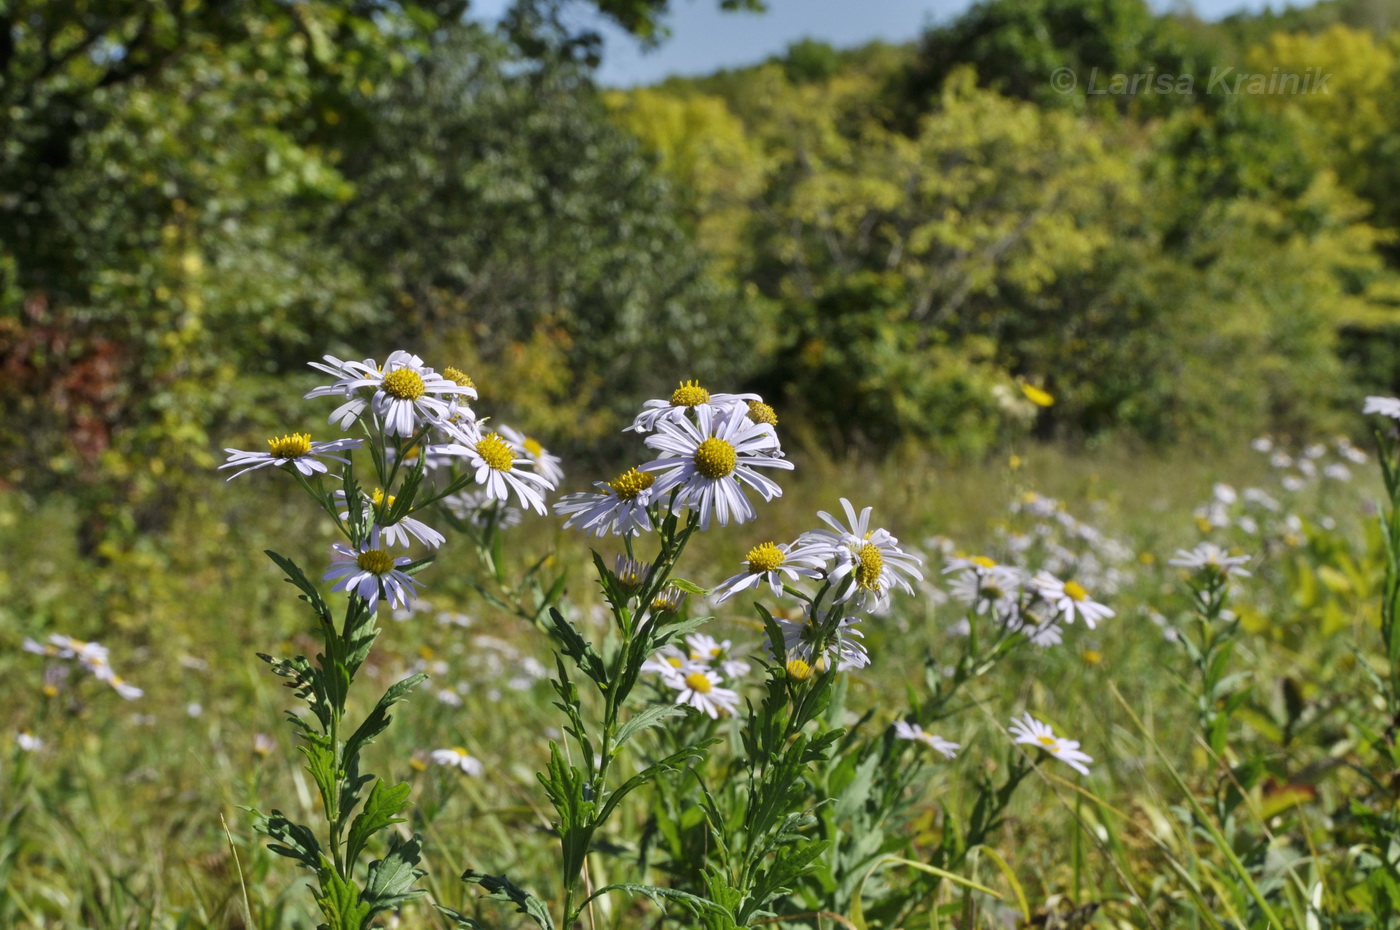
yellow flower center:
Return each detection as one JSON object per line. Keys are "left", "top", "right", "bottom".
{"left": 970, "top": 555, "right": 997, "bottom": 569}
{"left": 1037, "top": 735, "right": 1058, "bottom": 748}
{"left": 523, "top": 437, "right": 544, "bottom": 457}
{"left": 651, "top": 589, "right": 683, "bottom": 612}
{"left": 670, "top": 379, "right": 710, "bottom": 408}
{"left": 452, "top": 746, "right": 470, "bottom": 756}
{"left": 666, "top": 656, "right": 684, "bottom": 668}
{"left": 693, "top": 437, "right": 737, "bottom": 479}
{"left": 746, "top": 401, "right": 778, "bottom": 426}
{"left": 409, "top": 757, "right": 428, "bottom": 772}
{"left": 786, "top": 658, "right": 813, "bottom": 681}
{"left": 684, "top": 672, "right": 713, "bottom": 694}
{"left": 608, "top": 467, "right": 655, "bottom": 501}
{"left": 356, "top": 549, "right": 395, "bottom": 575}
{"left": 475, "top": 433, "right": 515, "bottom": 472}
{"left": 371, "top": 488, "right": 397, "bottom": 509}
{"left": 1062, "top": 581, "right": 1088, "bottom": 602}
{"left": 443, "top": 367, "right": 474, "bottom": 389}
{"left": 267, "top": 433, "right": 312, "bottom": 458}
{"left": 746, "top": 542, "right": 786, "bottom": 574}
{"left": 854, "top": 542, "right": 884, "bottom": 590}
{"left": 382, "top": 368, "right": 426, "bottom": 400}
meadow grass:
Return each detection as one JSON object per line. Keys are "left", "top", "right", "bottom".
{"left": 0, "top": 435, "right": 1387, "bottom": 928}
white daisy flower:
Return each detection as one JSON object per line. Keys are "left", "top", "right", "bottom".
{"left": 711, "top": 541, "right": 823, "bottom": 603}
{"left": 109, "top": 675, "right": 144, "bottom": 700}
{"left": 1250, "top": 436, "right": 1274, "bottom": 453}
{"left": 944, "top": 556, "right": 1024, "bottom": 618}
{"left": 323, "top": 530, "right": 421, "bottom": 612}
{"left": 1013, "top": 614, "right": 1065, "bottom": 648}
{"left": 430, "top": 746, "right": 484, "bottom": 775}
{"left": 1029, "top": 571, "right": 1113, "bottom": 629}
{"left": 337, "top": 351, "right": 466, "bottom": 437}
{"left": 467, "top": 432, "right": 555, "bottom": 515}
{"left": 893, "top": 720, "right": 960, "bottom": 759}
{"left": 1008, "top": 713, "right": 1093, "bottom": 776}
{"left": 16, "top": 731, "right": 41, "bottom": 752}
{"left": 26, "top": 634, "right": 101, "bottom": 660}
{"left": 628, "top": 379, "right": 763, "bottom": 433}
{"left": 554, "top": 467, "right": 657, "bottom": 537}
{"left": 336, "top": 488, "right": 445, "bottom": 549}
{"left": 796, "top": 499, "right": 924, "bottom": 611}
{"left": 1281, "top": 475, "right": 1306, "bottom": 492}
{"left": 1168, "top": 543, "right": 1252, "bottom": 579}
{"left": 684, "top": 632, "right": 751, "bottom": 679}
{"left": 496, "top": 424, "right": 565, "bottom": 486}
{"left": 305, "top": 355, "right": 381, "bottom": 427}
{"left": 773, "top": 606, "right": 870, "bottom": 671}
{"left": 665, "top": 667, "right": 741, "bottom": 719}
{"left": 220, "top": 433, "right": 362, "bottom": 481}
{"left": 436, "top": 689, "right": 465, "bottom": 708}
{"left": 78, "top": 650, "right": 113, "bottom": 679}
{"left": 642, "top": 645, "right": 699, "bottom": 678}
{"left": 642, "top": 405, "right": 793, "bottom": 530}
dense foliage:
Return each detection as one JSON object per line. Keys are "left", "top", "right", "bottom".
{"left": 4, "top": 0, "right": 1400, "bottom": 535}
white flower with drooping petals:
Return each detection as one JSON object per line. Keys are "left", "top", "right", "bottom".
{"left": 1168, "top": 543, "right": 1252, "bottom": 579}
{"left": 430, "top": 746, "right": 484, "bottom": 775}
{"left": 665, "top": 667, "right": 741, "bottom": 719}
{"left": 1029, "top": 571, "right": 1113, "bottom": 629}
{"left": 1008, "top": 713, "right": 1093, "bottom": 775}
{"left": 335, "top": 488, "right": 445, "bottom": 549}
{"left": 496, "top": 423, "right": 565, "bottom": 486}
{"left": 795, "top": 499, "right": 924, "bottom": 611}
{"left": 711, "top": 540, "right": 823, "bottom": 603}
{"left": 554, "top": 467, "right": 656, "bottom": 537}
{"left": 466, "top": 432, "right": 555, "bottom": 515}
{"left": 629, "top": 380, "right": 764, "bottom": 433}
{"left": 773, "top": 605, "right": 870, "bottom": 672}
{"left": 684, "top": 632, "right": 751, "bottom": 679}
{"left": 323, "top": 529, "right": 421, "bottom": 612}
{"left": 16, "top": 731, "right": 41, "bottom": 752}
{"left": 332, "top": 351, "right": 467, "bottom": 437}
{"left": 642, "top": 405, "right": 793, "bottom": 530}
{"left": 220, "top": 434, "right": 362, "bottom": 481}
{"left": 893, "top": 721, "right": 960, "bottom": 759}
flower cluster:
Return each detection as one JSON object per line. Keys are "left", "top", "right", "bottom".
{"left": 707, "top": 498, "right": 925, "bottom": 673}
{"left": 221, "top": 350, "right": 564, "bottom": 612}
{"left": 940, "top": 553, "right": 1114, "bottom": 649}
{"left": 1003, "top": 492, "right": 1135, "bottom": 596}
{"left": 643, "top": 632, "right": 751, "bottom": 718}
{"left": 22, "top": 633, "right": 143, "bottom": 700}
{"left": 555, "top": 380, "right": 792, "bottom": 534}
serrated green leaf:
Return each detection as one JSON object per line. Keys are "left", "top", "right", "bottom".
{"left": 463, "top": 870, "right": 557, "bottom": 929}
{"left": 614, "top": 703, "right": 689, "bottom": 747}
{"left": 667, "top": 577, "right": 708, "bottom": 595}
{"left": 345, "top": 779, "right": 412, "bottom": 868}
{"left": 249, "top": 809, "right": 323, "bottom": 872}
{"left": 317, "top": 867, "right": 372, "bottom": 928}
{"left": 265, "top": 550, "right": 333, "bottom": 624}
{"left": 548, "top": 608, "right": 607, "bottom": 685}
{"left": 344, "top": 673, "right": 427, "bottom": 764}
{"left": 362, "top": 832, "right": 427, "bottom": 919}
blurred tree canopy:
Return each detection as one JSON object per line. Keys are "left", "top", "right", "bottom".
{"left": 5, "top": 0, "right": 1400, "bottom": 553}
